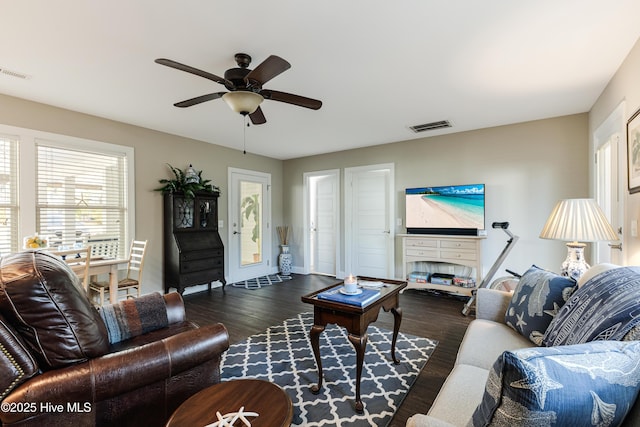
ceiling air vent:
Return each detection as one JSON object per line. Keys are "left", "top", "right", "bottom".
{"left": 409, "top": 120, "right": 452, "bottom": 133}
{"left": 0, "top": 68, "right": 31, "bottom": 80}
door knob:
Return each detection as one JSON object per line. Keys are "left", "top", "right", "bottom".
{"left": 608, "top": 243, "right": 622, "bottom": 251}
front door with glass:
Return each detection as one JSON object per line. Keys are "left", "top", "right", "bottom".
{"left": 228, "top": 168, "right": 271, "bottom": 283}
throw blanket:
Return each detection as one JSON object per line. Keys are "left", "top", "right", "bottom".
{"left": 98, "top": 293, "right": 169, "bottom": 344}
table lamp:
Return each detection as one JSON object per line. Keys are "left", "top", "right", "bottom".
{"left": 539, "top": 198, "right": 618, "bottom": 281}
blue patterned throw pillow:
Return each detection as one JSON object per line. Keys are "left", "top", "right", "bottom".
{"left": 470, "top": 341, "right": 640, "bottom": 427}
{"left": 505, "top": 265, "right": 576, "bottom": 345}
{"left": 543, "top": 266, "right": 640, "bottom": 346}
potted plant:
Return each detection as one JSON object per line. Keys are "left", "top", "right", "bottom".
{"left": 154, "top": 164, "right": 220, "bottom": 199}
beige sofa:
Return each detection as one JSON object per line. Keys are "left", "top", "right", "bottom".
{"left": 407, "top": 264, "right": 640, "bottom": 427}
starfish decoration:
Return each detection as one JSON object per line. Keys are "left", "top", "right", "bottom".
{"left": 543, "top": 301, "right": 562, "bottom": 318}
{"left": 510, "top": 361, "right": 563, "bottom": 408}
{"left": 515, "top": 312, "right": 528, "bottom": 330}
{"left": 204, "top": 407, "right": 259, "bottom": 427}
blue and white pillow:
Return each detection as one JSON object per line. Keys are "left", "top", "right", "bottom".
{"left": 505, "top": 265, "right": 576, "bottom": 345}
{"left": 470, "top": 341, "right": 640, "bottom": 427}
{"left": 543, "top": 266, "right": 640, "bottom": 346}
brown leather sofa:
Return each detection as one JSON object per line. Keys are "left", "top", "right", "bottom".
{"left": 0, "top": 250, "right": 229, "bottom": 427}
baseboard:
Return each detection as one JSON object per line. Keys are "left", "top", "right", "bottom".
{"left": 291, "top": 266, "right": 305, "bottom": 275}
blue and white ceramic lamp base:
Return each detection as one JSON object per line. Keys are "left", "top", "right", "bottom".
{"left": 561, "top": 242, "right": 590, "bottom": 281}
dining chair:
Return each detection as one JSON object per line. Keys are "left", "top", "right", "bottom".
{"left": 89, "top": 240, "right": 147, "bottom": 305}
{"left": 51, "top": 246, "right": 92, "bottom": 292}
{"left": 87, "top": 235, "right": 120, "bottom": 259}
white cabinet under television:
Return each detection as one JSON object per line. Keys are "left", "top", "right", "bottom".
{"left": 400, "top": 234, "right": 485, "bottom": 296}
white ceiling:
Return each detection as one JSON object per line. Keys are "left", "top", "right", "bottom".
{"left": 2, "top": 1, "right": 639, "bottom": 160}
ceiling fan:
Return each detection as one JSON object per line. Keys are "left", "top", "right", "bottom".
{"left": 155, "top": 53, "right": 322, "bottom": 125}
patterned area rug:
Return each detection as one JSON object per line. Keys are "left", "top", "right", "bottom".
{"left": 231, "top": 274, "right": 292, "bottom": 289}
{"left": 221, "top": 312, "right": 437, "bottom": 426}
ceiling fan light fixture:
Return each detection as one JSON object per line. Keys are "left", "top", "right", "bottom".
{"left": 156, "top": 53, "right": 322, "bottom": 124}
{"left": 222, "top": 91, "right": 264, "bottom": 115}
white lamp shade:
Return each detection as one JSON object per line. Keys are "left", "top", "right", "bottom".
{"left": 539, "top": 198, "right": 618, "bottom": 242}
{"left": 222, "top": 91, "right": 264, "bottom": 115}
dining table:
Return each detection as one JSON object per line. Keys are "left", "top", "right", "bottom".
{"left": 63, "top": 255, "right": 129, "bottom": 304}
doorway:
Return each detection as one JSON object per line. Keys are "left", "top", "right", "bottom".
{"left": 344, "top": 163, "right": 394, "bottom": 279}
{"left": 594, "top": 102, "right": 625, "bottom": 265}
{"left": 228, "top": 168, "right": 272, "bottom": 283}
{"left": 304, "top": 170, "right": 340, "bottom": 276}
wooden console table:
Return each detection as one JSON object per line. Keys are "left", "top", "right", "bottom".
{"left": 400, "top": 234, "right": 484, "bottom": 296}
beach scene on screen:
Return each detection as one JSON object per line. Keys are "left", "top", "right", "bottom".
{"left": 406, "top": 184, "right": 484, "bottom": 229}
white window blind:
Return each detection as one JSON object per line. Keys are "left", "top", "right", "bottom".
{"left": 0, "top": 135, "right": 18, "bottom": 255}
{"left": 36, "top": 141, "right": 128, "bottom": 257}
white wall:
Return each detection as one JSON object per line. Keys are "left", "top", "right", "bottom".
{"left": 283, "top": 114, "right": 590, "bottom": 280}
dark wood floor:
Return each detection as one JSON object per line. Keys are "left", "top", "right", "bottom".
{"left": 183, "top": 274, "right": 472, "bottom": 427}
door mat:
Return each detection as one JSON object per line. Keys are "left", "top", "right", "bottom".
{"left": 231, "top": 274, "right": 292, "bottom": 289}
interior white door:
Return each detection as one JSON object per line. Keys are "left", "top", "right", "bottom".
{"left": 595, "top": 134, "right": 623, "bottom": 264}
{"left": 345, "top": 164, "right": 394, "bottom": 279}
{"left": 311, "top": 173, "right": 338, "bottom": 275}
{"left": 228, "top": 168, "right": 271, "bottom": 282}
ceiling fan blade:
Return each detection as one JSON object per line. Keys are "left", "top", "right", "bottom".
{"left": 155, "top": 58, "right": 232, "bottom": 87}
{"left": 261, "top": 90, "right": 322, "bottom": 110}
{"left": 249, "top": 106, "right": 267, "bottom": 125}
{"left": 174, "top": 92, "right": 226, "bottom": 108}
{"left": 245, "top": 55, "right": 291, "bottom": 86}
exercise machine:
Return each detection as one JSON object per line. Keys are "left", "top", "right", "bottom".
{"left": 462, "top": 222, "right": 519, "bottom": 316}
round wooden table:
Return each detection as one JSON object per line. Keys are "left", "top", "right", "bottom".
{"left": 166, "top": 379, "right": 293, "bottom": 427}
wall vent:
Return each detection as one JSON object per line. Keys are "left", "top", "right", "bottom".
{"left": 0, "top": 68, "right": 31, "bottom": 80}
{"left": 409, "top": 120, "right": 452, "bottom": 133}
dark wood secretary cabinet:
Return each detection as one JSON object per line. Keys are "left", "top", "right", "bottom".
{"left": 163, "top": 191, "right": 225, "bottom": 294}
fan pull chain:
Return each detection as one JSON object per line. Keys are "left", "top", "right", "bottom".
{"left": 243, "top": 114, "right": 250, "bottom": 155}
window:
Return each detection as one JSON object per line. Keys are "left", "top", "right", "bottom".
{"left": 0, "top": 124, "right": 135, "bottom": 257}
{"left": 36, "top": 141, "right": 129, "bottom": 255}
{"left": 0, "top": 135, "right": 18, "bottom": 254}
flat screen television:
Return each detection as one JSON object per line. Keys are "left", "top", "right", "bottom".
{"left": 405, "top": 183, "right": 485, "bottom": 235}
